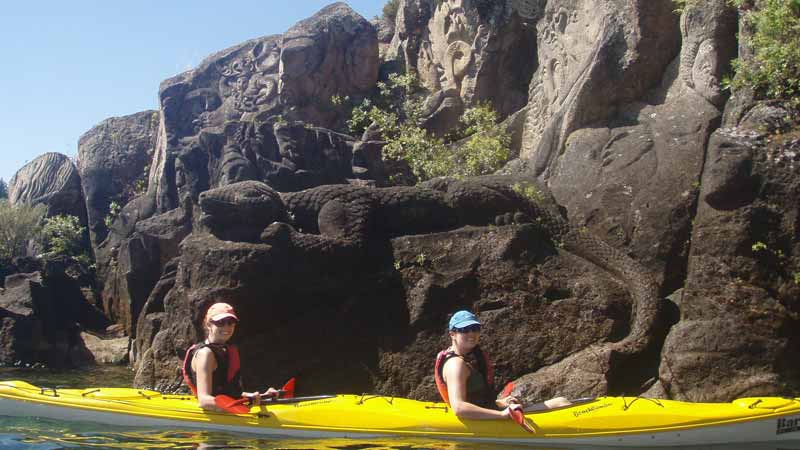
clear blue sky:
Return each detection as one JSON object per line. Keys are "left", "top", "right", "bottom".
{"left": 0, "top": 1, "right": 383, "bottom": 185}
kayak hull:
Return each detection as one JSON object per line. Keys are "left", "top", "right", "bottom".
{"left": 1, "top": 381, "right": 799, "bottom": 447}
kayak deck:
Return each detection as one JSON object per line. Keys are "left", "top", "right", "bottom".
{"left": 1, "top": 380, "right": 799, "bottom": 446}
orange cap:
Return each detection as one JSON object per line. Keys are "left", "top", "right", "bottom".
{"left": 205, "top": 302, "right": 239, "bottom": 323}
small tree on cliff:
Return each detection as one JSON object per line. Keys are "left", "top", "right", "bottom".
{"left": 346, "top": 73, "right": 511, "bottom": 182}
{"left": 0, "top": 178, "right": 7, "bottom": 199}
{"left": 40, "top": 215, "right": 89, "bottom": 264}
{"left": 0, "top": 201, "right": 46, "bottom": 262}
{"left": 729, "top": 0, "right": 800, "bottom": 105}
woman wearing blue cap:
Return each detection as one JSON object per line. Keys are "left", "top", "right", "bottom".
{"left": 434, "top": 310, "right": 570, "bottom": 419}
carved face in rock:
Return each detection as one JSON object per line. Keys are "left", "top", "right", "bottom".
{"left": 679, "top": 0, "right": 737, "bottom": 107}
{"left": 278, "top": 37, "right": 323, "bottom": 106}
{"left": 346, "top": 33, "right": 379, "bottom": 92}
{"left": 421, "top": 0, "right": 477, "bottom": 97}
{"left": 691, "top": 39, "right": 724, "bottom": 105}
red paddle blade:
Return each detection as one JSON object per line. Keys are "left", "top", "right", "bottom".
{"left": 214, "top": 394, "right": 250, "bottom": 414}
{"left": 281, "top": 377, "right": 296, "bottom": 399}
{"left": 510, "top": 408, "right": 535, "bottom": 433}
{"left": 501, "top": 382, "right": 515, "bottom": 398}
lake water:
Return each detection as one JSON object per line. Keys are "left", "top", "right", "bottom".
{"left": 1, "top": 366, "right": 798, "bottom": 450}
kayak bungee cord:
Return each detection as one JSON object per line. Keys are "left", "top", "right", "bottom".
{"left": 622, "top": 396, "right": 665, "bottom": 411}
{"left": 0, "top": 382, "right": 243, "bottom": 417}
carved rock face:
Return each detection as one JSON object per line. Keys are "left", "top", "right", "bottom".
{"left": 522, "top": 0, "right": 616, "bottom": 158}
{"left": 151, "top": 3, "right": 377, "bottom": 214}
{"left": 526, "top": 0, "right": 738, "bottom": 290}
{"left": 390, "top": 0, "right": 536, "bottom": 133}
{"left": 679, "top": 1, "right": 737, "bottom": 107}
{"left": 9, "top": 152, "right": 86, "bottom": 223}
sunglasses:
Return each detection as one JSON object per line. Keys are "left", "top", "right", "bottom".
{"left": 452, "top": 324, "right": 481, "bottom": 333}
{"left": 211, "top": 318, "right": 238, "bottom": 326}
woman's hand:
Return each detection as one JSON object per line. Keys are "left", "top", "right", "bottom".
{"left": 496, "top": 395, "right": 520, "bottom": 409}
{"left": 261, "top": 387, "right": 280, "bottom": 398}
{"left": 241, "top": 391, "right": 262, "bottom": 406}
{"left": 500, "top": 403, "right": 524, "bottom": 419}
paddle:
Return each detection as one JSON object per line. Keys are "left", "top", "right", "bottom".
{"left": 509, "top": 406, "right": 535, "bottom": 433}
{"left": 500, "top": 382, "right": 535, "bottom": 433}
{"left": 214, "top": 394, "right": 252, "bottom": 414}
{"left": 213, "top": 378, "right": 296, "bottom": 414}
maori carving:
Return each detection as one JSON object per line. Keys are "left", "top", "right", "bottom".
{"left": 678, "top": 0, "right": 737, "bottom": 106}
{"left": 150, "top": 4, "right": 378, "bottom": 214}
{"left": 420, "top": 0, "right": 479, "bottom": 97}
{"left": 522, "top": 1, "right": 605, "bottom": 158}
{"left": 443, "top": 40, "right": 473, "bottom": 96}
{"left": 218, "top": 41, "right": 282, "bottom": 115}
{"left": 199, "top": 177, "right": 660, "bottom": 364}
{"left": 510, "top": 0, "right": 545, "bottom": 20}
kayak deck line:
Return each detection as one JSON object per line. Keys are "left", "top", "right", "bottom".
{"left": 2, "top": 380, "right": 800, "bottom": 446}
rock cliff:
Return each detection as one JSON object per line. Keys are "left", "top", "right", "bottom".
{"left": 6, "top": 0, "right": 799, "bottom": 401}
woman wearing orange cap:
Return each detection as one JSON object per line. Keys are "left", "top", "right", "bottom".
{"left": 182, "top": 302, "right": 278, "bottom": 411}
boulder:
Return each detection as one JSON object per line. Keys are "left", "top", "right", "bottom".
{"left": 77, "top": 110, "right": 159, "bottom": 252}
{"left": 132, "top": 176, "right": 662, "bottom": 402}
{"left": 79, "top": 332, "right": 129, "bottom": 365}
{"left": 0, "top": 261, "right": 103, "bottom": 367}
{"left": 8, "top": 153, "right": 87, "bottom": 223}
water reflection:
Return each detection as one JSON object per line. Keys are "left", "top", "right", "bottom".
{"left": 1, "top": 416, "right": 495, "bottom": 450}
{"left": 2, "top": 415, "right": 800, "bottom": 450}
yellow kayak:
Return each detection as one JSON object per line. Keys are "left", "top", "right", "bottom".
{"left": 1, "top": 380, "right": 799, "bottom": 447}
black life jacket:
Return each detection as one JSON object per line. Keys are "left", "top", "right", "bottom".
{"left": 434, "top": 346, "right": 495, "bottom": 408}
{"left": 182, "top": 342, "right": 242, "bottom": 398}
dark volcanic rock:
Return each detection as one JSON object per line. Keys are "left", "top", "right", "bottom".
{"left": 100, "top": 198, "right": 192, "bottom": 337}
{"left": 376, "top": 226, "right": 633, "bottom": 400}
{"left": 149, "top": 2, "right": 378, "bottom": 214}
{"left": 540, "top": 0, "right": 737, "bottom": 292}
{"left": 0, "top": 258, "right": 107, "bottom": 367}
{"left": 78, "top": 110, "right": 159, "bottom": 252}
{"left": 8, "top": 153, "right": 87, "bottom": 223}
{"left": 94, "top": 3, "right": 379, "bottom": 350}
{"left": 654, "top": 120, "right": 800, "bottom": 401}
{"left": 133, "top": 176, "right": 661, "bottom": 403}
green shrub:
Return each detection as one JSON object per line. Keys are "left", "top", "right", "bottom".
{"left": 673, "top": 0, "right": 800, "bottom": 104}
{"left": 40, "top": 215, "right": 87, "bottom": 260}
{"left": 730, "top": 0, "right": 800, "bottom": 105}
{"left": 512, "top": 182, "right": 545, "bottom": 204}
{"left": 0, "top": 200, "right": 46, "bottom": 262}
{"left": 104, "top": 201, "right": 122, "bottom": 228}
{"left": 348, "top": 73, "right": 511, "bottom": 182}
{"left": 453, "top": 104, "right": 511, "bottom": 178}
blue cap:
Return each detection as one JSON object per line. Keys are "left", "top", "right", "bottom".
{"left": 449, "top": 310, "right": 481, "bottom": 330}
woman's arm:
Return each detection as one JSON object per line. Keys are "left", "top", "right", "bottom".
{"left": 443, "top": 358, "right": 512, "bottom": 420}
{"left": 192, "top": 348, "right": 221, "bottom": 411}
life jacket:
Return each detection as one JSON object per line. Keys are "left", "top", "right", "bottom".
{"left": 434, "top": 346, "right": 495, "bottom": 408}
{"left": 182, "top": 342, "right": 242, "bottom": 398}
